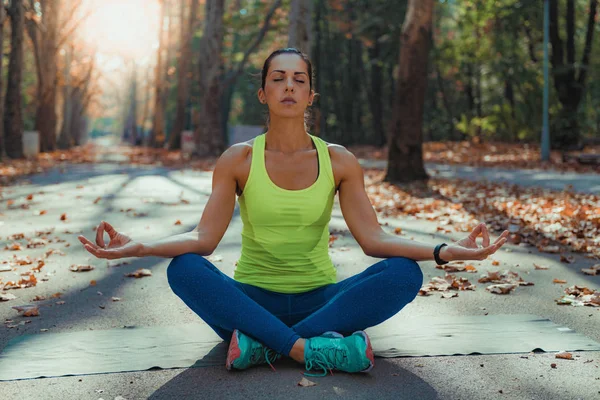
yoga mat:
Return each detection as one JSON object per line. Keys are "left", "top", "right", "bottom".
{"left": 1, "top": 314, "right": 599, "bottom": 381}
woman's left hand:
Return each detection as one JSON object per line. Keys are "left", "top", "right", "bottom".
{"left": 439, "top": 223, "right": 509, "bottom": 262}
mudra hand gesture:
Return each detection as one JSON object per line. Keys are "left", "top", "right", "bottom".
{"left": 441, "top": 223, "right": 509, "bottom": 262}
{"left": 78, "top": 221, "right": 143, "bottom": 260}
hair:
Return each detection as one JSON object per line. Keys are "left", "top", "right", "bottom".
{"left": 261, "top": 47, "right": 313, "bottom": 91}
{"left": 259, "top": 48, "right": 318, "bottom": 130}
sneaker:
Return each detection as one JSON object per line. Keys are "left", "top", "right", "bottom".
{"left": 226, "top": 329, "right": 281, "bottom": 372}
{"left": 303, "top": 330, "right": 375, "bottom": 377}
{"left": 320, "top": 331, "right": 344, "bottom": 339}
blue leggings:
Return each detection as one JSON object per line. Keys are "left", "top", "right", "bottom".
{"left": 166, "top": 254, "right": 423, "bottom": 357}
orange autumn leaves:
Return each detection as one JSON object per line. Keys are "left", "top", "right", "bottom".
{"left": 364, "top": 170, "right": 600, "bottom": 260}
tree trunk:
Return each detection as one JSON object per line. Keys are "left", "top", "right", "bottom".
{"left": 384, "top": 0, "right": 433, "bottom": 184}
{"left": 161, "top": 0, "right": 176, "bottom": 143}
{"left": 4, "top": 0, "right": 25, "bottom": 159}
{"left": 140, "top": 64, "right": 153, "bottom": 142}
{"left": 312, "top": 0, "right": 323, "bottom": 137}
{"left": 27, "top": 0, "right": 60, "bottom": 152}
{"left": 194, "top": 0, "right": 225, "bottom": 157}
{"left": 549, "top": 0, "right": 598, "bottom": 150}
{"left": 150, "top": 0, "right": 167, "bottom": 147}
{"left": 367, "top": 32, "right": 385, "bottom": 146}
{"left": 288, "top": 0, "right": 312, "bottom": 53}
{"left": 57, "top": 43, "right": 73, "bottom": 149}
{"left": 435, "top": 62, "right": 457, "bottom": 141}
{"left": 169, "top": 0, "right": 198, "bottom": 150}
{"left": 0, "top": 6, "right": 6, "bottom": 160}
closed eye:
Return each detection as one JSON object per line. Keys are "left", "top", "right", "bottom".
{"left": 273, "top": 79, "right": 305, "bottom": 83}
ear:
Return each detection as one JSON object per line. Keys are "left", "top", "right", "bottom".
{"left": 308, "top": 90, "right": 315, "bottom": 106}
{"left": 257, "top": 88, "right": 266, "bottom": 104}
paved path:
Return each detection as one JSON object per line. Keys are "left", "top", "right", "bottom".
{"left": 359, "top": 159, "right": 600, "bottom": 195}
{"left": 1, "top": 162, "right": 599, "bottom": 399}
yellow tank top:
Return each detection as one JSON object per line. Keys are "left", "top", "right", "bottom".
{"left": 234, "top": 133, "right": 337, "bottom": 294}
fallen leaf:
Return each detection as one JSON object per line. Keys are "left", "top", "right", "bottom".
{"left": 112, "top": 297, "right": 121, "bottom": 302}
{"left": 441, "top": 292, "right": 458, "bottom": 298}
{"left": 298, "top": 377, "right": 317, "bottom": 387}
{"left": 60, "top": 213, "right": 67, "bottom": 221}
{"left": 394, "top": 227, "right": 402, "bottom": 234}
{"left": 581, "top": 264, "right": 600, "bottom": 276}
{"left": 174, "top": 220, "right": 182, "bottom": 225}
{"left": 208, "top": 255, "right": 223, "bottom": 263}
{"left": 539, "top": 245, "right": 561, "bottom": 254}
{"left": 70, "top": 264, "right": 94, "bottom": 272}
{"left": 126, "top": 268, "right": 152, "bottom": 278}
{"left": 12, "top": 305, "right": 40, "bottom": 317}
{"left": 0, "top": 293, "right": 17, "bottom": 301}
{"left": 555, "top": 351, "right": 573, "bottom": 360}
{"left": 491, "top": 260, "right": 500, "bottom": 266}
{"left": 553, "top": 279, "right": 567, "bottom": 284}
{"left": 90, "top": 280, "right": 97, "bottom": 286}
{"left": 560, "top": 254, "right": 575, "bottom": 264}
{"left": 486, "top": 283, "right": 517, "bottom": 294}
{"left": 534, "top": 263, "right": 549, "bottom": 270}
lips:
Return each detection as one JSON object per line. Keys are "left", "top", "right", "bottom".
{"left": 281, "top": 97, "right": 296, "bottom": 104}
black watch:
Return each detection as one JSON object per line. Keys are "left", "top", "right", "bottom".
{"left": 434, "top": 243, "right": 449, "bottom": 265}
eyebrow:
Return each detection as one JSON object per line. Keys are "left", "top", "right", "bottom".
{"left": 270, "top": 70, "right": 308, "bottom": 76}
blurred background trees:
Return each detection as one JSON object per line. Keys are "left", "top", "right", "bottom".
{"left": 0, "top": 0, "right": 598, "bottom": 182}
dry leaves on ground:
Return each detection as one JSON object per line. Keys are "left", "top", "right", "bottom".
{"left": 348, "top": 141, "right": 600, "bottom": 174}
{"left": 556, "top": 286, "right": 600, "bottom": 307}
{"left": 364, "top": 171, "right": 600, "bottom": 260}
{"left": 125, "top": 268, "right": 152, "bottom": 278}
{"left": 419, "top": 269, "right": 534, "bottom": 297}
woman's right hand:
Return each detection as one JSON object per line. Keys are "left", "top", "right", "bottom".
{"left": 78, "top": 221, "right": 143, "bottom": 259}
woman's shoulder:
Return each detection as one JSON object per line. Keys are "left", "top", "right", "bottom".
{"left": 317, "top": 138, "right": 356, "bottom": 165}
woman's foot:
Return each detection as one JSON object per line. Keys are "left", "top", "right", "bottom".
{"left": 288, "top": 332, "right": 344, "bottom": 363}
{"left": 226, "top": 329, "right": 281, "bottom": 371}
{"left": 303, "top": 331, "right": 375, "bottom": 377}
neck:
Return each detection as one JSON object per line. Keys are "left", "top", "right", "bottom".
{"left": 264, "top": 116, "right": 312, "bottom": 153}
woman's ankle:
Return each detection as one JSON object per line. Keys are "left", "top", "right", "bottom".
{"left": 289, "top": 338, "right": 306, "bottom": 363}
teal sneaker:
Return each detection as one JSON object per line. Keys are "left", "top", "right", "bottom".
{"left": 226, "top": 329, "right": 281, "bottom": 372}
{"left": 320, "top": 331, "right": 344, "bottom": 339}
{"left": 304, "top": 330, "right": 375, "bottom": 377}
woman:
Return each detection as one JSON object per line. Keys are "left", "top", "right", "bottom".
{"left": 79, "top": 48, "right": 509, "bottom": 377}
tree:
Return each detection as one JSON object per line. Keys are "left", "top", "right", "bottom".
{"left": 0, "top": 4, "right": 7, "bottom": 160}
{"left": 549, "top": 0, "right": 598, "bottom": 150}
{"left": 149, "top": 0, "right": 168, "bottom": 147}
{"left": 384, "top": 0, "right": 433, "bottom": 183}
{"left": 25, "top": 0, "right": 60, "bottom": 152}
{"left": 288, "top": 0, "right": 312, "bottom": 53}
{"left": 194, "top": 0, "right": 225, "bottom": 157}
{"left": 169, "top": 0, "right": 199, "bottom": 150}
{"left": 4, "top": 0, "right": 25, "bottom": 159}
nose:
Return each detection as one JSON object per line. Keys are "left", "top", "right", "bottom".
{"left": 285, "top": 77, "right": 294, "bottom": 91}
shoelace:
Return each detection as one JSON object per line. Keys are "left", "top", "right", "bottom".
{"left": 304, "top": 344, "right": 349, "bottom": 377}
{"left": 249, "top": 346, "right": 280, "bottom": 372}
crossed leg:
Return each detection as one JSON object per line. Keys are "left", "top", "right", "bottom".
{"left": 166, "top": 254, "right": 423, "bottom": 357}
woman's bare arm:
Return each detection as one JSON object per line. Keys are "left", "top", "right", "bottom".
{"left": 80, "top": 145, "right": 244, "bottom": 260}
{"left": 140, "top": 145, "right": 243, "bottom": 258}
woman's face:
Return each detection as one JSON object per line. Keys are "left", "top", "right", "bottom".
{"left": 258, "top": 53, "right": 315, "bottom": 118}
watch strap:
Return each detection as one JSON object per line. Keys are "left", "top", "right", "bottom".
{"left": 434, "top": 243, "right": 449, "bottom": 265}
